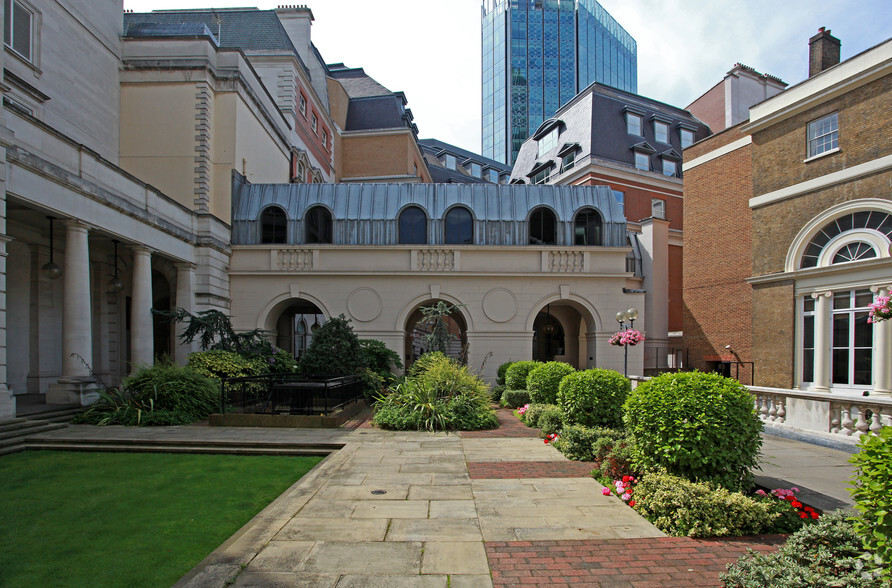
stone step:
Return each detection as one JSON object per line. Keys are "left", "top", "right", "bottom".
{"left": 21, "top": 441, "right": 333, "bottom": 456}
{"left": 0, "top": 421, "right": 67, "bottom": 443}
{"left": 24, "top": 436, "right": 344, "bottom": 452}
{"left": 0, "top": 419, "right": 47, "bottom": 435}
{"left": 24, "top": 408, "right": 84, "bottom": 423}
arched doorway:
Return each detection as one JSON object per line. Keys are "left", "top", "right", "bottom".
{"left": 274, "top": 299, "right": 325, "bottom": 359}
{"left": 533, "top": 305, "right": 565, "bottom": 362}
{"left": 531, "top": 302, "right": 590, "bottom": 369}
{"left": 404, "top": 300, "right": 468, "bottom": 368}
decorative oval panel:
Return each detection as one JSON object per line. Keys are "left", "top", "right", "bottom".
{"left": 483, "top": 288, "right": 517, "bottom": 323}
{"left": 347, "top": 288, "right": 383, "bottom": 322}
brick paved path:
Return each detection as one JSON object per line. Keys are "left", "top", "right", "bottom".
{"left": 467, "top": 408, "right": 786, "bottom": 588}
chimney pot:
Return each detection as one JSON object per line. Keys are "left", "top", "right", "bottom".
{"left": 809, "top": 27, "right": 841, "bottom": 77}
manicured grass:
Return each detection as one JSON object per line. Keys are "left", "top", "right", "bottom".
{"left": 0, "top": 450, "right": 323, "bottom": 587}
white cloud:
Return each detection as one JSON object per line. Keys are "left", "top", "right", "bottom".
{"left": 125, "top": 0, "right": 890, "bottom": 153}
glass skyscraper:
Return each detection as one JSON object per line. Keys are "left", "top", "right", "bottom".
{"left": 482, "top": 0, "right": 637, "bottom": 164}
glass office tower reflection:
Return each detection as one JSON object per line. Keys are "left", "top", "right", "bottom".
{"left": 482, "top": 0, "right": 637, "bottom": 164}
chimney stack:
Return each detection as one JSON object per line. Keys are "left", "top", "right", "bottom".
{"left": 809, "top": 27, "right": 841, "bottom": 77}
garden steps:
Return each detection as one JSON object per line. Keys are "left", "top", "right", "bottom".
{"left": 20, "top": 436, "right": 341, "bottom": 457}
{"left": 0, "top": 419, "right": 69, "bottom": 455}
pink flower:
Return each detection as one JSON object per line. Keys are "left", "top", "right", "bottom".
{"left": 602, "top": 488, "right": 611, "bottom": 496}
{"left": 621, "top": 493, "right": 631, "bottom": 501}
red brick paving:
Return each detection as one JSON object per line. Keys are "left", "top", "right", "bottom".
{"left": 469, "top": 460, "right": 597, "bottom": 479}
{"left": 461, "top": 407, "right": 541, "bottom": 438}
{"left": 485, "top": 536, "right": 786, "bottom": 587}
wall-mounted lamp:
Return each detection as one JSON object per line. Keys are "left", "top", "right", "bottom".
{"left": 41, "top": 216, "right": 63, "bottom": 279}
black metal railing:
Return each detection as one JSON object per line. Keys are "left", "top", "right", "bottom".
{"left": 643, "top": 346, "right": 688, "bottom": 376}
{"left": 220, "top": 373, "right": 364, "bottom": 415}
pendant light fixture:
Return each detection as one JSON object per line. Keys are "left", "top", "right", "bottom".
{"left": 41, "top": 216, "right": 63, "bottom": 279}
{"left": 543, "top": 303, "right": 555, "bottom": 335}
{"left": 109, "top": 239, "right": 124, "bottom": 292}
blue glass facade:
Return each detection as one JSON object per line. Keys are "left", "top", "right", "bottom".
{"left": 482, "top": 0, "right": 637, "bottom": 164}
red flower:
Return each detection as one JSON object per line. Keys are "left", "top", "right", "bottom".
{"left": 791, "top": 501, "right": 802, "bottom": 509}
{"left": 622, "top": 476, "right": 631, "bottom": 483}
{"left": 811, "top": 512, "right": 820, "bottom": 519}
{"left": 803, "top": 506, "right": 814, "bottom": 513}
{"left": 785, "top": 495, "right": 795, "bottom": 502}
{"left": 629, "top": 500, "right": 636, "bottom": 507}
{"left": 799, "top": 512, "right": 808, "bottom": 519}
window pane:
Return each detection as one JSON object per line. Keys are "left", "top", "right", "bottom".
{"left": 833, "top": 314, "right": 849, "bottom": 347}
{"left": 445, "top": 207, "right": 473, "bottom": 244}
{"left": 305, "top": 206, "right": 332, "bottom": 244}
{"left": 260, "top": 206, "right": 287, "bottom": 244}
{"left": 832, "top": 349, "right": 849, "bottom": 384}
{"left": 399, "top": 206, "right": 427, "bottom": 245}
{"left": 529, "top": 207, "right": 556, "bottom": 244}
{"left": 853, "top": 349, "right": 872, "bottom": 386}
{"left": 803, "top": 296, "right": 815, "bottom": 312}
{"left": 12, "top": 1, "right": 30, "bottom": 60}
{"left": 854, "top": 311, "right": 873, "bottom": 348}
{"left": 655, "top": 121, "right": 668, "bottom": 143}
{"left": 574, "top": 208, "right": 601, "bottom": 246}
{"left": 802, "top": 349, "right": 814, "bottom": 383}
{"left": 635, "top": 152, "right": 648, "bottom": 171}
{"left": 855, "top": 290, "right": 873, "bottom": 308}
{"left": 833, "top": 291, "right": 850, "bottom": 310}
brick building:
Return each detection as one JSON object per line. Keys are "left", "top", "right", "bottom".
{"left": 683, "top": 30, "right": 892, "bottom": 396}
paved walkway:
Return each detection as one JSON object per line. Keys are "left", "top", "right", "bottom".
{"left": 25, "top": 409, "right": 856, "bottom": 587}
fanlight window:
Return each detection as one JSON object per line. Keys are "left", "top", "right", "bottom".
{"left": 399, "top": 206, "right": 427, "bottom": 245}
{"left": 800, "top": 210, "right": 892, "bottom": 268}
{"left": 445, "top": 207, "right": 473, "bottom": 245}
{"left": 305, "top": 206, "right": 332, "bottom": 244}
{"left": 529, "top": 207, "right": 556, "bottom": 245}
{"left": 260, "top": 206, "right": 287, "bottom": 244}
{"left": 574, "top": 208, "right": 602, "bottom": 246}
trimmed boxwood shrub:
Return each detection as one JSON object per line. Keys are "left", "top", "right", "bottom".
{"left": 632, "top": 472, "right": 782, "bottom": 538}
{"left": 623, "top": 371, "right": 762, "bottom": 491}
{"left": 850, "top": 425, "right": 892, "bottom": 581}
{"left": 527, "top": 361, "right": 575, "bottom": 405}
{"left": 553, "top": 424, "right": 600, "bottom": 461}
{"left": 537, "top": 405, "right": 564, "bottom": 436}
{"left": 500, "top": 388, "right": 531, "bottom": 409}
{"left": 497, "top": 362, "right": 515, "bottom": 386}
{"left": 522, "top": 403, "right": 557, "bottom": 428}
{"left": 504, "top": 360, "right": 540, "bottom": 390}
{"left": 489, "top": 384, "right": 507, "bottom": 403}
{"left": 721, "top": 510, "right": 885, "bottom": 587}
{"left": 557, "top": 368, "right": 630, "bottom": 428}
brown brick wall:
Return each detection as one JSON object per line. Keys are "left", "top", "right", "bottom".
{"left": 686, "top": 82, "right": 725, "bottom": 134}
{"left": 752, "top": 76, "right": 892, "bottom": 196}
{"left": 682, "top": 127, "right": 753, "bottom": 375}
{"left": 341, "top": 134, "right": 411, "bottom": 178}
{"left": 751, "top": 280, "right": 796, "bottom": 387}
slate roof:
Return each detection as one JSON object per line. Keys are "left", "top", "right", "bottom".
{"left": 419, "top": 139, "right": 512, "bottom": 173}
{"left": 125, "top": 9, "right": 299, "bottom": 53}
{"left": 426, "top": 165, "right": 490, "bottom": 184}
{"left": 327, "top": 65, "right": 392, "bottom": 98}
{"left": 344, "top": 95, "right": 411, "bottom": 131}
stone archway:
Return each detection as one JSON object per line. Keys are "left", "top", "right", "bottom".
{"left": 404, "top": 300, "right": 468, "bottom": 368}
{"left": 527, "top": 295, "right": 601, "bottom": 370}
{"left": 272, "top": 299, "right": 326, "bottom": 359}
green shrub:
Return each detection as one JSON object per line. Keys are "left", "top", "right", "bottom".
{"left": 537, "top": 405, "right": 564, "bottom": 436}
{"left": 553, "top": 424, "right": 601, "bottom": 461}
{"left": 850, "top": 426, "right": 892, "bottom": 581}
{"left": 240, "top": 339, "right": 299, "bottom": 374}
{"left": 721, "top": 510, "right": 885, "bottom": 587}
{"left": 623, "top": 371, "right": 762, "bottom": 491}
{"left": 186, "top": 349, "right": 263, "bottom": 380}
{"left": 360, "top": 339, "right": 403, "bottom": 385}
{"left": 523, "top": 403, "right": 557, "bottom": 428}
{"left": 527, "top": 362, "right": 575, "bottom": 405}
{"left": 632, "top": 472, "right": 780, "bottom": 538}
{"left": 489, "top": 384, "right": 507, "bottom": 404}
{"left": 500, "top": 389, "right": 530, "bottom": 409}
{"left": 298, "top": 315, "right": 365, "bottom": 376}
{"left": 593, "top": 436, "right": 636, "bottom": 480}
{"left": 504, "top": 360, "right": 540, "bottom": 390}
{"left": 496, "top": 362, "right": 515, "bottom": 386}
{"left": 557, "top": 368, "right": 629, "bottom": 428}
{"left": 407, "top": 351, "right": 449, "bottom": 379}
{"left": 372, "top": 354, "right": 495, "bottom": 431}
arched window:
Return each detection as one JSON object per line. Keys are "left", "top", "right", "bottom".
{"left": 800, "top": 210, "right": 892, "bottom": 268}
{"left": 305, "top": 206, "right": 332, "bottom": 244}
{"left": 399, "top": 206, "right": 427, "bottom": 245}
{"left": 574, "top": 208, "right": 602, "bottom": 246}
{"left": 529, "top": 207, "right": 557, "bottom": 245}
{"left": 260, "top": 206, "right": 287, "bottom": 244}
{"left": 445, "top": 207, "right": 473, "bottom": 245}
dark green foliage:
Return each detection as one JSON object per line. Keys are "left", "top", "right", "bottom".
{"left": 360, "top": 339, "right": 403, "bottom": 382}
{"left": 557, "top": 368, "right": 630, "bottom": 428}
{"left": 527, "top": 361, "right": 575, "bottom": 405}
{"left": 298, "top": 314, "right": 366, "bottom": 376}
{"left": 537, "top": 405, "right": 564, "bottom": 436}
{"left": 408, "top": 351, "right": 449, "bottom": 378}
{"left": 152, "top": 307, "right": 268, "bottom": 354}
{"left": 721, "top": 510, "right": 885, "bottom": 587}
{"left": 489, "top": 384, "right": 507, "bottom": 403}
{"left": 623, "top": 371, "right": 763, "bottom": 491}
{"left": 504, "top": 360, "right": 540, "bottom": 390}
{"left": 850, "top": 426, "right": 892, "bottom": 581}
{"left": 372, "top": 354, "right": 496, "bottom": 431}
{"left": 500, "top": 388, "right": 530, "bottom": 408}
{"left": 75, "top": 362, "right": 219, "bottom": 426}
{"left": 522, "top": 403, "right": 558, "bottom": 428}
{"left": 633, "top": 472, "right": 783, "bottom": 538}
{"left": 593, "top": 436, "right": 636, "bottom": 480}
{"left": 243, "top": 340, "right": 299, "bottom": 374}
{"left": 417, "top": 301, "right": 463, "bottom": 354}
{"left": 553, "top": 424, "right": 601, "bottom": 461}
{"left": 497, "top": 362, "right": 515, "bottom": 386}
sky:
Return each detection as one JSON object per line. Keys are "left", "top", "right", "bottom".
{"left": 124, "top": 0, "right": 890, "bottom": 154}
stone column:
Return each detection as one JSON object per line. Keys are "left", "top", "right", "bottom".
{"left": 872, "top": 285, "right": 891, "bottom": 397}
{"left": 639, "top": 217, "right": 669, "bottom": 367}
{"left": 61, "top": 221, "right": 92, "bottom": 379}
{"left": 810, "top": 291, "right": 832, "bottom": 393}
{"left": 174, "top": 262, "right": 197, "bottom": 365}
{"left": 129, "top": 246, "right": 153, "bottom": 371}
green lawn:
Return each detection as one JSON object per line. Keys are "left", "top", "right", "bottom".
{"left": 0, "top": 450, "right": 323, "bottom": 587}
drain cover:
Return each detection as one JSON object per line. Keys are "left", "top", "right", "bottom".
{"left": 371, "top": 490, "right": 387, "bottom": 495}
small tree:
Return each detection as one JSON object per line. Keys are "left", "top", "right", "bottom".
{"left": 298, "top": 314, "right": 365, "bottom": 376}
{"left": 152, "top": 307, "right": 266, "bottom": 353}
{"left": 417, "top": 302, "right": 463, "bottom": 354}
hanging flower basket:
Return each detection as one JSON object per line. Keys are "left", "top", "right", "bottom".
{"left": 868, "top": 294, "right": 892, "bottom": 324}
{"left": 609, "top": 329, "right": 645, "bottom": 347}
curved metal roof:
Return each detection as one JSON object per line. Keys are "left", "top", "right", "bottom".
{"left": 232, "top": 179, "right": 627, "bottom": 247}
